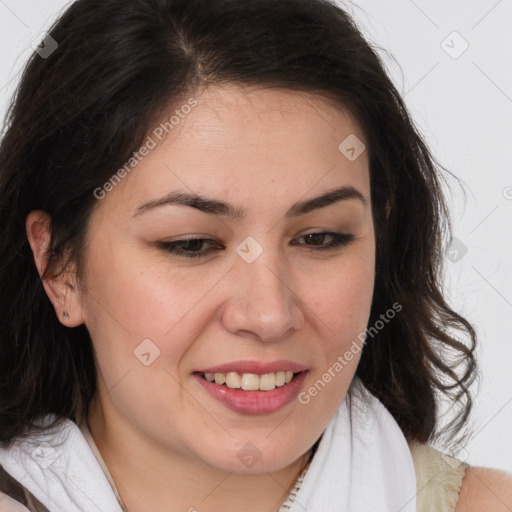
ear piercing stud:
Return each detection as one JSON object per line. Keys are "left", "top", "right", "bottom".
{"left": 62, "top": 312, "right": 69, "bottom": 320}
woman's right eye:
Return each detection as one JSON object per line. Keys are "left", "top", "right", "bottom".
{"left": 156, "top": 238, "right": 221, "bottom": 259}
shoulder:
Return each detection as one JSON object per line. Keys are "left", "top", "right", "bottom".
{"left": 409, "top": 441, "right": 512, "bottom": 512}
{"left": 455, "top": 466, "right": 512, "bottom": 512}
{"left": 0, "top": 491, "right": 31, "bottom": 512}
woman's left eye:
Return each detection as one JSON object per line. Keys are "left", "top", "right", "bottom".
{"left": 157, "top": 231, "right": 354, "bottom": 259}
{"left": 293, "top": 232, "right": 354, "bottom": 250}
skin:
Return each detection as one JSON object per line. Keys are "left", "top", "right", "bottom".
{"left": 25, "top": 85, "right": 511, "bottom": 511}
{"left": 455, "top": 468, "right": 512, "bottom": 512}
{"left": 27, "top": 85, "right": 375, "bottom": 511}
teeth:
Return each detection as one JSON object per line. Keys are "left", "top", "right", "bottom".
{"left": 214, "top": 373, "right": 225, "bottom": 385}
{"left": 260, "top": 373, "right": 276, "bottom": 391}
{"left": 276, "top": 371, "right": 286, "bottom": 386}
{"left": 226, "top": 372, "right": 241, "bottom": 388}
{"left": 241, "top": 373, "right": 259, "bottom": 391}
{"left": 202, "top": 370, "right": 298, "bottom": 391}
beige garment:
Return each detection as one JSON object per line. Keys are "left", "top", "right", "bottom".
{"left": 409, "top": 440, "right": 469, "bottom": 512}
{"left": 78, "top": 420, "right": 468, "bottom": 512}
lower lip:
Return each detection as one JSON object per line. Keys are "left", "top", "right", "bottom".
{"left": 193, "top": 371, "right": 308, "bottom": 415}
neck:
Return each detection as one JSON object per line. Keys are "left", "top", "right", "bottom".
{"left": 86, "top": 400, "right": 314, "bottom": 512}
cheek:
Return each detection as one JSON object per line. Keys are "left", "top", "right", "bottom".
{"left": 80, "top": 247, "right": 204, "bottom": 429}
{"left": 311, "top": 280, "right": 373, "bottom": 392}
{"left": 82, "top": 234, "right": 207, "bottom": 341}
{"left": 297, "top": 269, "right": 374, "bottom": 432}
{"left": 300, "top": 243, "right": 375, "bottom": 410}
{"left": 310, "top": 247, "right": 375, "bottom": 348}
{"left": 326, "top": 270, "right": 374, "bottom": 335}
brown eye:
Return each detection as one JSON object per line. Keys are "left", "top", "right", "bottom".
{"left": 294, "top": 232, "right": 354, "bottom": 249}
{"left": 158, "top": 238, "right": 221, "bottom": 258}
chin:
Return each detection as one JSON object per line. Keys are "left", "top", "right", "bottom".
{"left": 199, "top": 439, "right": 303, "bottom": 475}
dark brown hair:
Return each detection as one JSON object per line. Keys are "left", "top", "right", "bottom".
{"left": 0, "top": 0, "right": 477, "bottom": 448}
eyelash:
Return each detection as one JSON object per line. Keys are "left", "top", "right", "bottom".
{"left": 157, "top": 232, "right": 354, "bottom": 259}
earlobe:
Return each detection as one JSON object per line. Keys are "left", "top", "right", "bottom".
{"left": 25, "top": 210, "right": 85, "bottom": 327}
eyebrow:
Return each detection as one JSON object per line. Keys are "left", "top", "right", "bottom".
{"left": 131, "top": 185, "right": 366, "bottom": 220}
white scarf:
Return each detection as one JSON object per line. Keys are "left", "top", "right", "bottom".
{"left": 0, "top": 377, "right": 417, "bottom": 512}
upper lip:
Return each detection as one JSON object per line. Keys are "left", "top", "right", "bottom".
{"left": 195, "top": 360, "right": 308, "bottom": 375}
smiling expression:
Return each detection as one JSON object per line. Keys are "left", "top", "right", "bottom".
{"left": 81, "top": 84, "right": 376, "bottom": 473}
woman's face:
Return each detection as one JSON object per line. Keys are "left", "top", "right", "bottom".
{"left": 79, "top": 85, "right": 375, "bottom": 473}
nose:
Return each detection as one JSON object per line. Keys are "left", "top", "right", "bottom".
{"left": 221, "top": 244, "right": 305, "bottom": 342}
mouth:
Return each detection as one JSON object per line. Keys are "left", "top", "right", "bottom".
{"left": 193, "top": 369, "right": 309, "bottom": 415}
{"left": 195, "top": 370, "right": 303, "bottom": 391}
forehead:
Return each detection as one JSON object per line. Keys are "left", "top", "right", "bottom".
{"left": 96, "top": 85, "right": 370, "bottom": 220}
{"left": 177, "top": 85, "right": 366, "bottom": 155}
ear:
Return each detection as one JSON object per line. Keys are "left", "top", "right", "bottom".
{"left": 25, "top": 210, "right": 85, "bottom": 327}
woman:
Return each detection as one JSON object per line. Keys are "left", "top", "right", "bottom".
{"left": 0, "top": 0, "right": 510, "bottom": 510}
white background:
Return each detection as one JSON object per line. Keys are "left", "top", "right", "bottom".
{"left": 0, "top": 0, "right": 511, "bottom": 472}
